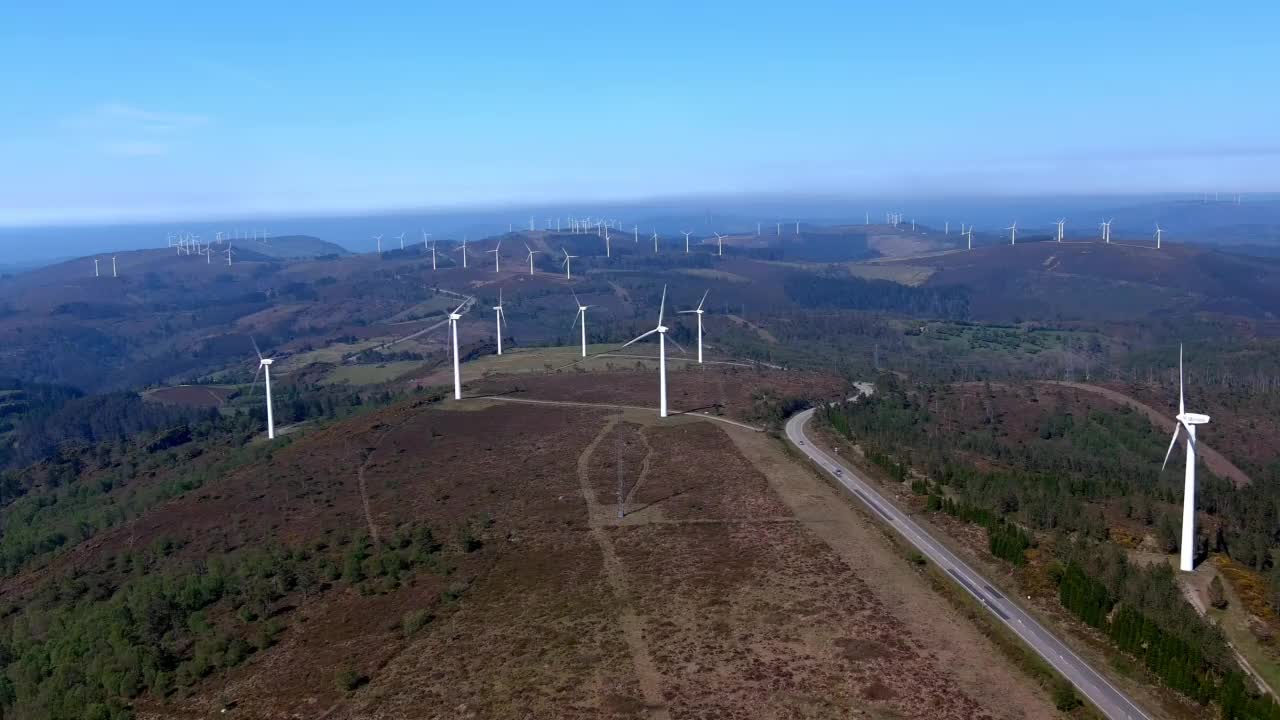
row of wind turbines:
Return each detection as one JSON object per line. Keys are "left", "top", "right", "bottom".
{"left": 991, "top": 219, "right": 1169, "bottom": 250}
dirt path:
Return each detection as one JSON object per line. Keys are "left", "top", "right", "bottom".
{"left": 577, "top": 419, "right": 672, "bottom": 720}
{"left": 1040, "top": 381, "right": 1252, "bottom": 487}
{"left": 721, "top": 426, "right": 1057, "bottom": 720}
{"left": 623, "top": 427, "right": 655, "bottom": 506}
{"left": 477, "top": 395, "right": 764, "bottom": 432}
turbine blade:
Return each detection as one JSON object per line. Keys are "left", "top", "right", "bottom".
{"left": 1161, "top": 426, "right": 1181, "bottom": 472}
{"left": 249, "top": 362, "right": 264, "bottom": 396}
{"left": 250, "top": 336, "right": 263, "bottom": 361}
{"left": 698, "top": 289, "right": 709, "bottom": 310}
{"left": 571, "top": 308, "right": 580, "bottom": 329}
{"left": 667, "top": 334, "right": 688, "bottom": 355}
{"left": 658, "top": 284, "right": 667, "bottom": 326}
{"left": 620, "top": 328, "right": 658, "bottom": 349}
{"left": 452, "top": 299, "right": 468, "bottom": 315}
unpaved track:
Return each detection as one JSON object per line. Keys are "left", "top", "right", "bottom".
{"left": 576, "top": 418, "right": 672, "bottom": 720}
{"left": 1040, "top": 380, "right": 1252, "bottom": 487}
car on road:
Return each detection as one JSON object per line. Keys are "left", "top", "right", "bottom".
{"left": 834, "top": 468, "right": 843, "bottom": 476}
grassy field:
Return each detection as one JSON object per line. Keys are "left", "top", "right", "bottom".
{"left": 919, "top": 322, "right": 1105, "bottom": 358}
{"left": 323, "top": 361, "right": 426, "bottom": 386}
{"left": 844, "top": 262, "right": 937, "bottom": 286}
{"left": 416, "top": 345, "right": 711, "bottom": 387}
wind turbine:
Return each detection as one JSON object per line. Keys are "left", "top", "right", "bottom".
{"left": 492, "top": 290, "right": 507, "bottom": 355}
{"left": 713, "top": 232, "right": 724, "bottom": 257}
{"left": 249, "top": 338, "right": 276, "bottom": 440}
{"left": 634, "top": 225, "right": 639, "bottom": 244}
{"left": 682, "top": 231, "right": 692, "bottom": 254}
{"left": 571, "top": 291, "right": 592, "bottom": 357}
{"left": 605, "top": 227, "right": 612, "bottom": 258}
{"left": 1101, "top": 219, "right": 1112, "bottom": 244}
{"left": 487, "top": 241, "right": 502, "bottom": 272}
{"left": 1056, "top": 218, "right": 1066, "bottom": 242}
{"left": 678, "top": 290, "right": 710, "bottom": 364}
{"left": 776, "top": 222, "right": 781, "bottom": 236}
{"left": 430, "top": 240, "right": 438, "bottom": 270}
{"left": 447, "top": 299, "right": 468, "bottom": 400}
{"left": 794, "top": 220, "right": 800, "bottom": 235}
{"left": 1161, "top": 345, "right": 1210, "bottom": 572}
{"left": 94, "top": 258, "right": 100, "bottom": 278}
{"left": 1005, "top": 222, "right": 1017, "bottom": 245}
{"left": 619, "top": 285, "right": 684, "bottom": 418}
{"left": 524, "top": 242, "right": 541, "bottom": 274}
{"left": 945, "top": 221, "right": 950, "bottom": 235}
{"left": 112, "top": 256, "right": 118, "bottom": 277}
{"left": 373, "top": 235, "right": 383, "bottom": 255}
{"left": 456, "top": 238, "right": 469, "bottom": 268}
{"left": 561, "top": 248, "right": 577, "bottom": 279}
{"left": 1154, "top": 224, "right": 1164, "bottom": 249}
{"left": 396, "top": 232, "right": 406, "bottom": 250}
{"left": 652, "top": 229, "right": 660, "bottom": 254}
{"left": 965, "top": 226, "right": 974, "bottom": 250}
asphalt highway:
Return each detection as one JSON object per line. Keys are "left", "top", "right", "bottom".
{"left": 785, "top": 408, "right": 1151, "bottom": 720}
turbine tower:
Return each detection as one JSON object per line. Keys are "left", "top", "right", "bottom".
{"left": 678, "top": 289, "right": 710, "bottom": 364}
{"left": 965, "top": 227, "right": 973, "bottom": 250}
{"left": 112, "top": 256, "right": 118, "bottom": 277}
{"left": 652, "top": 229, "right": 660, "bottom": 254}
{"left": 492, "top": 290, "right": 506, "bottom": 355}
{"left": 1005, "top": 222, "right": 1017, "bottom": 245}
{"left": 571, "top": 291, "right": 592, "bottom": 357}
{"left": 682, "top": 231, "right": 692, "bottom": 254}
{"left": 1154, "top": 224, "right": 1164, "bottom": 249}
{"left": 620, "top": 285, "right": 684, "bottom": 418}
{"left": 713, "top": 232, "right": 724, "bottom": 257}
{"left": 250, "top": 339, "right": 276, "bottom": 440}
{"left": 373, "top": 235, "right": 383, "bottom": 254}
{"left": 1056, "top": 218, "right": 1066, "bottom": 242}
{"left": 1161, "top": 345, "right": 1210, "bottom": 572}
{"left": 94, "top": 258, "right": 100, "bottom": 277}
{"left": 396, "top": 232, "right": 406, "bottom": 250}
{"left": 430, "top": 240, "right": 438, "bottom": 270}
{"left": 446, "top": 299, "right": 468, "bottom": 400}
{"left": 457, "top": 238, "right": 469, "bottom": 268}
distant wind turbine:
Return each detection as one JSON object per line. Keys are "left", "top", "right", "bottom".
{"left": 1154, "top": 224, "right": 1164, "bottom": 250}
{"left": 678, "top": 289, "right": 710, "bottom": 364}
{"left": 1056, "top": 218, "right": 1066, "bottom": 243}
{"left": 561, "top": 248, "right": 577, "bottom": 279}
{"left": 524, "top": 242, "right": 541, "bottom": 274}
{"left": 249, "top": 338, "right": 276, "bottom": 440}
{"left": 396, "top": 232, "right": 406, "bottom": 250}
{"left": 652, "top": 229, "right": 660, "bottom": 254}
{"left": 447, "top": 300, "right": 468, "bottom": 400}
{"left": 492, "top": 290, "right": 507, "bottom": 355}
{"left": 619, "top": 284, "right": 686, "bottom": 418}
{"left": 571, "top": 291, "right": 592, "bottom": 357}
{"left": 1005, "top": 222, "right": 1017, "bottom": 245}
{"left": 682, "top": 231, "right": 692, "bottom": 254}
{"left": 713, "top": 232, "right": 724, "bottom": 257}
{"left": 1161, "top": 345, "right": 1210, "bottom": 572}
{"left": 112, "top": 256, "right": 118, "bottom": 277}
{"left": 94, "top": 258, "right": 99, "bottom": 278}
{"left": 373, "top": 235, "right": 383, "bottom": 254}
{"left": 487, "top": 241, "right": 502, "bottom": 272}
{"left": 456, "top": 238, "right": 469, "bottom": 268}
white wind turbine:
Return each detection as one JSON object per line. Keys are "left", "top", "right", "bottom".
{"left": 487, "top": 241, "right": 502, "bottom": 272}
{"left": 605, "top": 226, "right": 612, "bottom": 258}
{"left": 94, "top": 258, "right": 100, "bottom": 277}
{"left": 1101, "top": 219, "right": 1113, "bottom": 244}
{"left": 561, "top": 248, "right": 577, "bottom": 279}
{"left": 447, "top": 299, "right": 468, "bottom": 400}
{"left": 112, "top": 256, "right": 118, "bottom": 277}
{"left": 1161, "top": 345, "right": 1210, "bottom": 572}
{"left": 652, "top": 229, "right": 660, "bottom": 254}
{"left": 373, "top": 235, "right": 383, "bottom": 254}
{"left": 618, "top": 285, "right": 684, "bottom": 418}
{"left": 1006, "top": 222, "right": 1018, "bottom": 245}
{"left": 430, "top": 240, "right": 438, "bottom": 270}
{"left": 396, "top": 232, "right": 406, "bottom": 250}
{"left": 965, "top": 226, "right": 974, "bottom": 250}
{"left": 713, "top": 232, "right": 724, "bottom": 256}
{"left": 1056, "top": 218, "right": 1066, "bottom": 242}
{"left": 524, "top": 242, "right": 541, "bottom": 274}
{"left": 682, "top": 231, "right": 692, "bottom": 254}
{"left": 249, "top": 338, "right": 276, "bottom": 440}
{"left": 456, "top": 238, "right": 469, "bottom": 268}
{"left": 1154, "top": 224, "right": 1164, "bottom": 249}
{"left": 678, "top": 289, "right": 710, "bottom": 364}
{"left": 571, "top": 290, "right": 592, "bottom": 357}
{"left": 492, "top": 290, "right": 507, "bottom": 355}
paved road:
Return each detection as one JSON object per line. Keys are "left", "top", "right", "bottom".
{"left": 786, "top": 408, "right": 1152, "bottom": 720}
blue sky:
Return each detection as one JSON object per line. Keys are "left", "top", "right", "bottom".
{"left": 2, "top": 1, "right": 1277, "bottom": 226}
